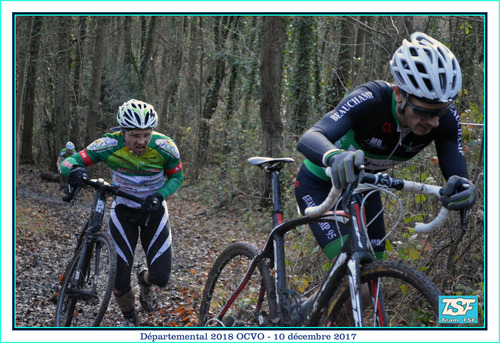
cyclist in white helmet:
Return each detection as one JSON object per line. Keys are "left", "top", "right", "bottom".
{"left": 56, "top": 141, "right": 77, "bottom": 191}
{"left": 295, "top": 32, "right": 477, "bottom": 262}
{"left": 57, "top": 141, "right": 76, "bottom": 173}
{"left": 60, "top": 99, "right": 184, "bottom": 326}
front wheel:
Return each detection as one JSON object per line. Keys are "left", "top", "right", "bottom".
{"left": 198, "top": 242, "right": 277, "bottom": 327}
{"left": 310, "top": 260, "right": 441, "bottom": 327}
{"left": 54, "top": 232, "right": 117, "bottom": 327}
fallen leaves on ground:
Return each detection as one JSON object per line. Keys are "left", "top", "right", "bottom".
{"left": 15, "top": 169, "right": 266, "bottom": 328}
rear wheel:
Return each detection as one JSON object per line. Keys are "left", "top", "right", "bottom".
{"left": 54, "top": 232, "right": 117, "bottom": 327}
{"left": 312, "top": 260, "right": 440, "bottom": 327}
{"left": 198, "top": 242, "right": 277, "bottom": 327}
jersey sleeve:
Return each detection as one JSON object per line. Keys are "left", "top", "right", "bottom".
{"left": 59, "top": 151, "right": 86, "bottom": 176}
{"left": 153, "top": 137, "right": 184, "bottom": 199}
{"left": 435, "top": 108, "right": 470, "bottom": 180}
{"left": 297, "top": 86, "right": 375, "bottom": 166}
{"left": 59, "top": 136, "right": 113, "bottom": 176}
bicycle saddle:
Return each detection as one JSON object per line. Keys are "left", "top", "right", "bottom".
{"left": 248, "top": 157, "right": 295, "bottom": 170}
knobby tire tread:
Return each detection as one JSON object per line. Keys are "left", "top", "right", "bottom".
{"left": 309, "top": 260, "right": 441, "bottom": 327}
{"left": 198, "top": 242, "right": 276, "bottom": 327}
{"left": 54, "top": 231, "right": 117, "bottom": 327}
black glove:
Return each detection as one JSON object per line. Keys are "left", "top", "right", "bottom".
{"left": 440, "top": 175, "right": 477, "bottom": 210}
{"left": 141, "top": 193, "right": 163, "bottom": 213}
{"left": 67, "top": 165, "right": 88, "bottom": 187}
{"left": 328, "top": 150, "right": 365, "bottom": 189}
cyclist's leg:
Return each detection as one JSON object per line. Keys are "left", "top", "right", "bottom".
{"left": 139, "top": 203, "right": 172, "bottom": 288}
{"left": 137, "top": 203, "right": 172, "bottom": 312}
{"left": 294, "top": 165, "right": 351, "bottom": 322}
{"left": 109, "top": 204, "right": 140, "bottom": 324}
{"left": 295, "top": 164, "right": 349, "bottom": 260}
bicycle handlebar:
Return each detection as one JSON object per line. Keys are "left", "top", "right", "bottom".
{"left": 64, "top": 177, "right": 159, "bottom": 226}
{"left": 64, "top": 177, "right": 144, "bottom": 205}
{"left": 304, "top": 169, "right": 451, "bottom": 234}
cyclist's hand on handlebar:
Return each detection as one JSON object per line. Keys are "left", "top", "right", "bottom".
{"left": 328, "top": 150, "right": 365, "bottom": 189}
{"left": 440, "top": 175, "right": 477, "bottom": 211}
{"left": 141, "top": 193, "right": 163, "bottom": 213}
{"left": 67, "top": 165, "right": 88, "bottom": 187}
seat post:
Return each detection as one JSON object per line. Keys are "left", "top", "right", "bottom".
{"left": 248, "top": 156, "right": 294, "bottom": 228}
{"left": 270, "top": 169, "right": 283, "bottom": 228}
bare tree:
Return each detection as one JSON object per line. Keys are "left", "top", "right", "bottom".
{"left": 86, "top": 17, "right": 108, "bottom": 143}
{"left": 20, "top": 16, "right": 43, "bottom": 165}
{"left": 259, "top": 16, "right": 286, "bottom": 203}
{"left": 69, "top": 17, "right": 87, "bottom": 149}
{"left": 194, "top": 16, "right": 233, "bottom": 180}
{"left": 53, "top": 16, "right": 72, "bottom": 170}
{"left": 15, "top": 17, "right": 33, "bottom": 175}
{"left": 259, "top": 16, "right": 286, "bottom": 157}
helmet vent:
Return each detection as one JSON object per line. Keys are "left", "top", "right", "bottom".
{"left": 389, "top": 32, "right": 462, "bottom": 102}
{"left": 117, "top": 99, "right": 158, "bottom": 129}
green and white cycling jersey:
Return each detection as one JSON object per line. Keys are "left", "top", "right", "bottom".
{"left": 61, "top": 131, "right": 183, "bottom": 208}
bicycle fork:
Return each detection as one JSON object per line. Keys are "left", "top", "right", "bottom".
{"left": 346, "top": 258, "right": 363, "bottom": 326}
{"left": 71, "top": 195, "right": 106, "bottom": 301}
{"left": 345, "top": 197, "right": 385, "bottom": 327}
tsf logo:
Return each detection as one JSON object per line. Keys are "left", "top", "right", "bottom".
{"left": 439, "top": 296, "right": 478, "bottom": 324}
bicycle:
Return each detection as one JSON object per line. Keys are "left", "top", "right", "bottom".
{"left": 54, "top": 177, "right": 152, "bottom": 327}
{"left": 198, "top": 156, "right": 461, "bottom": 327}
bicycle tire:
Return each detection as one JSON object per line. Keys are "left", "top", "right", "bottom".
{"left": 310, "top": 260, "right": 441, "bottom": 327}
{"left": 198, "top": 242, "right": 277, "bottom": 327}
{"left": 54, "top": 231, "right": 117, "bottom": 327}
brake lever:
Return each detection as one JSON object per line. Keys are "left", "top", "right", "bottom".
{"left": 460, "top": 209, "right": 467, "bottom": 232}
{"left": 457, "top": 183, "right": 469, "bottom": 233}
{"left": 143, "top": 199, "right": 159, "bottom": 227}
{"left": 63, "top": 184, "right": 82, "bottom": 203}
{"left": 341, "top": 175, "right": 358, "bottom": 213}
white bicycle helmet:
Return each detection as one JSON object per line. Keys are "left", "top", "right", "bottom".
{"left": 65, "top": 141, "right": 75, "bottom": 150}
{"left": 390, "top": 32, "right": 462, "bottom": 103}
{"left": 117, "top": 99, "right": 158, "bottom": 129}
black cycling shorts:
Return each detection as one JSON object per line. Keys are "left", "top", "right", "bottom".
{"left": 295, "top": 163, "right": 386, "bottom": 260}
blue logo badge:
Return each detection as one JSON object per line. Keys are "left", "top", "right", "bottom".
{"left": 439, "top": 296, "right": 478, "bottom": 324}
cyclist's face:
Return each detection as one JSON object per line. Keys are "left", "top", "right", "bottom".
{"left": 394, "top": 87, "right": 450, "bottom": 136}
{"left": 124, "top": 129, "right": 153, "bottom": 156}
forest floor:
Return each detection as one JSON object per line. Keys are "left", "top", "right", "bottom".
{"left": 15, "top": 169, "right": 268, "bottom": 328}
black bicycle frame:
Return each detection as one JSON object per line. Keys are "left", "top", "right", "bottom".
{"left": 305, "top": 187, "right": 384, "bottom": 327}
{"left": 214, "top": 169, "right": 384, "bottom": 326}
{"left": 68, "top": 190, "right": 108, "bottom": 298}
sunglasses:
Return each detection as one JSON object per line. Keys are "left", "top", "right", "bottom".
{"left": 401, "top": 92, "right": 452, "bottom": 119}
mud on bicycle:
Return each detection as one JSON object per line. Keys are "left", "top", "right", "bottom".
{"left": 198, "top": 156, "right": 464, "bottom": 327}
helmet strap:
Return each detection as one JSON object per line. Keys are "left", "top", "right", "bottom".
{"left": 398, "top": 98, "right": 406, "bottom": 115}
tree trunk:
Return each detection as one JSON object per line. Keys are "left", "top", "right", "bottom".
{"left": 290, "top": 17, "right": 314, "bottom": 137}
{"left": 222, "top": 17, "right": 240, "bottom": 158}
{"left": 259, "top": 16, "right": 286, "bottom": 205}
{"left": 139, "top": 16, "right": 157, "bottom": 98}
{"left": 86, "top": 17, "right": 108, "bottom": 143}
{"left": 241, "top": 16, "right": 259, "bottom": 129}
{"left": 53, "top": 17, "right": 72, "bottom": 171}
{"left": 159, "top": 17, "right": 185, "bottom": 132}
{"left": 20, "top": 16, "right": 43, "bottom": 165}
{"left": 327, "top": 18, "right": 355, "bottom": 108}
{"left": 259, "top": 17, "right": 286, "bottom": 158}
{"left": 353, "top": 16, "right": 371, "bottom": 85}
{"left": 70, "top": 16, "right": 87, "bottom": 149}
{"left": 194, "top": 16, "right": 232, "bottom": 180}
{"left": 16, "top": 17, "right": 33, "bottom": 174}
